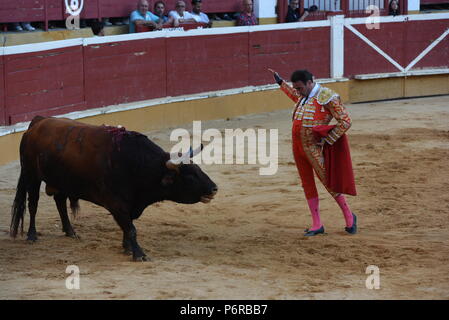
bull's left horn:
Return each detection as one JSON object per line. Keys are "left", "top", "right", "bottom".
{"left": 169, "top": 144, "right": 203, "bottom": 164}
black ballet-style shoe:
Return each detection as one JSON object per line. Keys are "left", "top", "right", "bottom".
{"left": 345, "top": 213, "right": 357, "bottom": 234}
{"left": 304, "top": 226, "right": 325, "bottom": 236}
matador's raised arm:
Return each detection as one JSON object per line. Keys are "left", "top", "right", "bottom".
{"left": 280, "top": 81, "right": 300, "bottom": 103}
{"left": 269, "top": 68, "right": 301, "bottom": 103}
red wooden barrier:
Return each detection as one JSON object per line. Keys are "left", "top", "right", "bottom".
{"left": 249, "top": 27, "right": 331, "bottom": 85}
{"left": 0, "top": 18, "right": 448, "bottom": 126}
{"left": 0, "top": 0, "right": 46, "bottom": 23}
{"left": 80, "top": 0, "right": 100, "bottom": 19}
{"left": 99, "top": 0, "right": 136, "bottom": 19}
{"left": 403, "top": 20, "right": 449, "bottom": 70}
{"left": 0, "top": 56, "right": 5, "bottom": 126}
{"left": 344, "top": 25, "right": 399, "bottom": 76}
{"left": 4, "top": 45, "right": 85, "bottom": 124}
{"left": 276, "top": 0, "right": 287, "bottom": 23}
{"left": 166, "top": 33, "right": 249, "bottom": 97}
{"left": 344, "top": 20, "right": 449, "bottom": 77}
{"left": 46, "top": 0, "right": 64, "bottom": 21}
{"left": 84, "top": 38, "right": 167, "bottom": 109}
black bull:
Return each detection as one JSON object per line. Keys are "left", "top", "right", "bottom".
{"left": 10, "top": 116, "right": 217, "bottom": 261}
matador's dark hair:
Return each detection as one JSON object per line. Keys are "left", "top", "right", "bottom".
{"left": 290, "top": 69, "right": 314, "bottom": 84}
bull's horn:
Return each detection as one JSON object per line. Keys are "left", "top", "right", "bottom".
{"left": 166, "top": 159, "right": 181, "bottom": 170}
{"left": 189, "top": 144, "right": 204, "bottom": 158}
{"left": 169, "top": 144, "right": 204, "bottom": 165}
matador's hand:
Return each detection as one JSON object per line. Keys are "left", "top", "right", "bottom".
{"left": 268, "top": 68, "right": 283, "bottom": 85}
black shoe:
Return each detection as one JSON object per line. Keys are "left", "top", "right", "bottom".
{"left": 345, "top": 213, "right": 357, "bottom": 234}
{"left": 304, "top": 226, "right": 325, "bottom": 236}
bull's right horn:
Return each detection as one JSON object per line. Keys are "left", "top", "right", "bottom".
{"left": 189, "top": 144, "right": 204, "bottom": 158}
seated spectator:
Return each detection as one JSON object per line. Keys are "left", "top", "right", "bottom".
{"left": 286, "top": 1, "right": 318, "bottom": 23}
{"left": 129, "top": 0, "right": 162, "bottom": 33}
{"left": 154, "top": 1, "right": 169, "bottom": 23}
{"left": 190, "top": 0, "right": 212, "bottom": 27}
{"left": 169, "top": 1, "right": 196, "bottom": 24}
{"left": 236, "top": 0, "right": 258, "bottom": 26}
{"left": 389, "top": 0, "right": 400, "bottom": 16}
{"left": 91, "top": 21, "right": 105, "bottom": 36}
{"left": 154, "top": 1, "right": 179, "bottom": 26}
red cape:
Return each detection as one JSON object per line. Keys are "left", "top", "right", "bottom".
{"left": 313, "top": 125, "right": 357, "bottom": 196}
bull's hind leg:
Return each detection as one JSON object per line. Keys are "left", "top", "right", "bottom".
{"left": 27, "top": 181, "right": 41, "bottom": 242}
{"left": 54, "top": 194, "right": 78, "bottom": 238}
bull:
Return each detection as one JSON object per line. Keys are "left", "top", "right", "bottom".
{"left": 10, "top": 116, "right": 217, "bottom": 261}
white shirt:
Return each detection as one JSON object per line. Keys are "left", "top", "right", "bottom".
{"left": 191, "top": 12, "right": 209, "bottom": 23}
{"left": 169, "top": 10, "right": 195, "bottom": 21}
{"left": 301, "top": 83, "right": 321, "bottom": 105}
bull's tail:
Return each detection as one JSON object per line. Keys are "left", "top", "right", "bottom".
{"left": 10, "top": 168, "right": 27, "bottom": 238}
{"left": 69, "top": 198, "right": 80, "bottom": 219}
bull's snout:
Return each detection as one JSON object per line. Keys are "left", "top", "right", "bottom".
{"left": 200, "top": 186, "right": 218, "bottom": 203}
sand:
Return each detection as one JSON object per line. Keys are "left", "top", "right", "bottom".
{"left": 0, "top": 95, "right": 448, "bottom": 300}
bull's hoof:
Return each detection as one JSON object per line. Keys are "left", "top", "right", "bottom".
{"left": 123, "top": 249, "right": 133, "bottom": 256}
{"left": 133, "top": 255, "right": 149, "bottom": 262}
{"left": 26, "top": 235, "right": 38, "bottom": 242}
{"left": 65, "top": 231, "right": 80, "bottom": 239}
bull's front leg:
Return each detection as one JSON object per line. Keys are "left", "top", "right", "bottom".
{"left": 122, "top": 233, "right": 132, "bottom": 255}
{"left": 126, "top": 224, "right": 148, "bottom": 262}
{"left": 112, "top": 212, "right": 149, "bottom": 262}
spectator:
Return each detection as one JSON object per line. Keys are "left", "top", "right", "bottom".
{"left": 286, "top": 0, "right": 300, "bottom": 22}
{"left": 286, "top": 1, "right": 318, "bottom": 23}
{"left": 129, "top": 0, "right": 162, "bottom": 33}
{"left": 154, "top": 1, "right": 170, "bottom": 23}
{"left": 154, "top": 1, "right": 179, "bottom": 26}
{"left": 169, "top": 1, "right": 196, "bottom": 24}
{"left": 190, "top": 0, "right": 212, "bottom": 27}
{"left": 236, "top": 0, "right": 258, "bottom": 26}
{"left": 91, "top": 21, "right": 105, "bottom": 36}
{"left": 389, "top": 0, "right": 400, "bottom": 16}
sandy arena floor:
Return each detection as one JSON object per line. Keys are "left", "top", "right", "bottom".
{"left": 0, "top": 95, "right": 448, "bottom": 300}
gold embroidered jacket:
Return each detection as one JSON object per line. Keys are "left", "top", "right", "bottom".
{"left": 281, "top": 81, "right": 352, "bottom": 145}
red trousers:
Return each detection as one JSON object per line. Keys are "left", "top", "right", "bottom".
{"left": 292, "top": 120, "right": 321, "bottom": 200}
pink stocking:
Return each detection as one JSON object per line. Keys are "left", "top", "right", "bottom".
{"left": 307, "top": 197, "right": 322, "bottom": 231}
{"left": 335, "top": 194, "right": 353, "bottom": 227}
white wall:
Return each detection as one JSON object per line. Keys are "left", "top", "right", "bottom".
{"left": 254, "top": 0, "right": 277, "bottom": 19}
{"left": 408, "top": 0, "right": 420, "bottom": 11}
